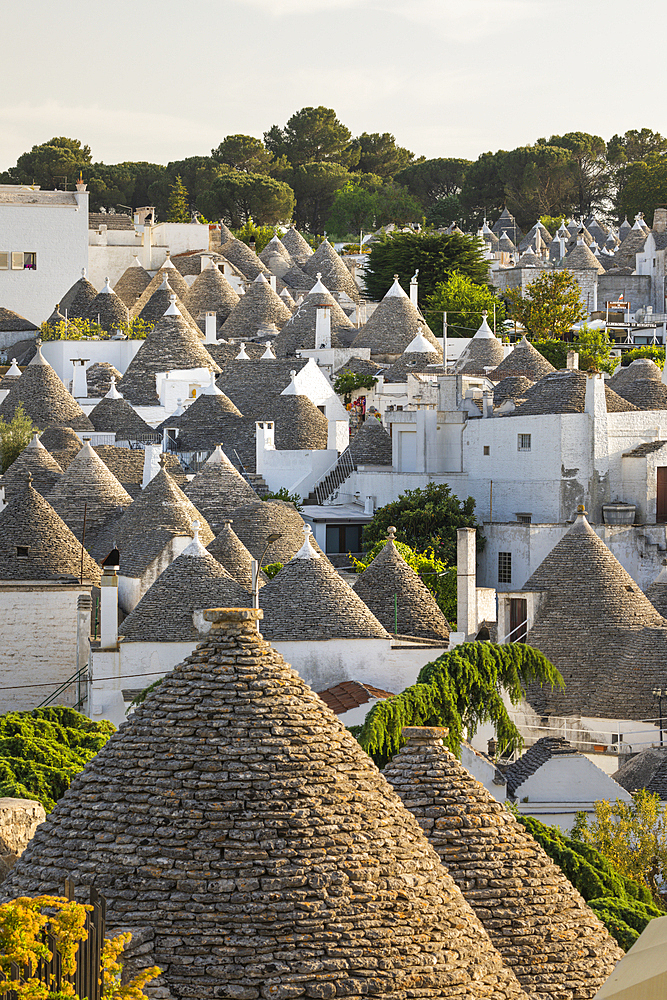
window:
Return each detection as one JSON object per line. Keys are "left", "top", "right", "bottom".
{"left": 9, "top": 252, "right": 36, "bottom": 270}
{"left": 11, "top": 252, "right": 23, "bottom": 270}
{"left": 16, "top": 546, "right": 29, "bottom": 559}
{"left": 516, "top": 513, "right": 532, "bottom": 524}
{"left": 517, "top": 433, "right": 531, "bottom": 451}
{"left": 23, "top": 252, "right": 36, "bottom": 270}
{"left": 483, "top": 445, "right": 490, "bottom": 455}
{"left": 326, "top": 524, "right": 364, "bottom": 554}
{"left": 498, "top": 551, "right": 512, "bottom": 584}
{"left": 0, "top": 253, "right": 8, "bottom": 270}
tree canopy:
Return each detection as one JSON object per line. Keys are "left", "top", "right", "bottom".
{"left": 362, "top": 480, "right": 483, "bottom": 566}
{"left": 4, "top": 137, "right": 91, "bottom": 188}
{"left": 363, "top": 230, "right": 490, "bottom": 306}
{"left": 507, "top": 269, "right": 586, "bottom": 339}
{"left": 426, "top": 271, "right": 506, "bottom": 337}
{"left": 199, "top": 169, "right": 295, "bottom": 227}
{"left": 354, "top": 641, "right": 563, "bottom": 766}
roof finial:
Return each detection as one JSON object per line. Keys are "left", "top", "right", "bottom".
{"left": 236, "top": 343, "right": 250, "bottom": 360}
{"left": 192, "top": 518, "right": 200, "bottom": 544}
{"left": 388, "top": 526, "right": 396, "bottom": 540}
{"left": 293, "top": 524, "right": 320, "bottom": 561}
{"left": 158, "top": 453, "right": 167, "bottom": 468}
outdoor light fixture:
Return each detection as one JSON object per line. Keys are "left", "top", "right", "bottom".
{"left": 652, "top": 687, "right": 667, "bottom": 747}
{"left": 251, "top": 533, "right": 283, "bottom": 628}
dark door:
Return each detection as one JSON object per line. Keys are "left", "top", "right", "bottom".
{"left": 509, "top": 598, "right": 527, "bottom": 643}
{"left": 658, "top": 468, "right": 667, "bottom": 523}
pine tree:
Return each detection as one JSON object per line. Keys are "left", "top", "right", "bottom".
{"left": 167, "top": 175, "right": 190, "bottom": 223}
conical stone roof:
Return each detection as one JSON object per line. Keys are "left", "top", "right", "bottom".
{"left": 348, "top": 416, "right": 393, "bottom": 465}
{"left": 383, "top": 727, "right": 623, "bottom": 998}
{"left": 645, "top": 561, "right": 667, "bottom": 617}
{"left": 455, "top": 315, "right": 505, "bottom": 375}
{"left": 130, "top": 262, "right": 191, "bottom": 316}
{"left": 219, "top": 238, "right": 272, "bottom": 282}
{"left": 229, "top": 499, "right": 311, "bottom": 565}
{"left": 613, "top": 377, "right": 667, "bottom": 410}
{"left": 111, "top": 465, "right": 214, "bottom": 577}
{"left": 608, "top": 358, "right": 663, "bottom": 392}
{"left": 0, "top": 343, "right": 93, "bottom": 431}
{"left": 1, "top": 433, "right": 63, "bottom": 499}
{"left": 171, "top": 391, "right": 247, "bottom": 453}
{"left": 0, "top": 358, "right": 22, "bottom": 390}
{"left": 132, "top": 277, "right": 200, "bottom": 333}
{"left": 560, "top": 239, "right": 605, "bottom": 274}
{"left": 0, "top": 474, "right": 100, "bottom": 584}
{"left": 47, "top": 441, "right": 133, "bottom": 545}
{"left": 39, "top": 425, "right": 83, "bottom": 454}
{"left": 302, "top": 239, "right": 360, "bottom": 301}
{"left": 260, "top": 527, "right": 389, "bottom": 641}
{"left": 2, "top": 606, "right": 527, "bottom": 1000}
{"left": 352, "top": 277, "right": 440, "bottom": 360}
{"left": 85, "top": 279, "right": 130, "bottom": 331}
{"left": 383, "top": 350, "right": 443, "bottom": 383}
{"left": 118, "top": 306, "right": 220, "bottom": 405}
{"left": 512, "top": 370, "right": 639, "bottom": 416}
{"left": 492, "top": 375, "right": 534, "bottom": 405}
{"left": 183, "top": 264, "right": 240, "bottom": 326}
{"left": 522, "top": 509, "right": 667, "bottom": 718}
{"left": 88, "top": 381, "right": 153, "bottom": 439}
{"left": 489, "top": 336, "right": 555, "bottom": 381}
{"left": 206, "top": 518, "right": 266, "bottom": 590}
{"left": 183, "top": 445, "right": 257, "bottom": 532}
{"left": 281, "top": 225, "right": 314, "bottom": 264}
{"left": 86, "top": 361, "right": 122, "bottom": 398}
{"left": 353, "top": 531, "right": 450, "bottom": 640}
{"left": 258, "top": 234, "right": 293, "bottom": 267}
{"left": 58, "top": 272, "right": 97, "bottom": 319}
{"left": 219, "top": 275, "right": 292, "bottom": 340}
{"left": 120, "top": 532, "right": 250, "bottom": 642}
{"left": 45, "top": 304, "right": 65, "bottom": 329}
{"left": 112, "top": 258, "right": 152, "bottom": 308}
{"left": 281, "top": 264, "right": 316, "bottom": 292}
{"left": 272, "top": 275, "right": 354, "bottom": 356}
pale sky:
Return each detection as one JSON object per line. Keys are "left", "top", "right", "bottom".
{"left": 2, "top": 0, "right": 665, "bottom": 170}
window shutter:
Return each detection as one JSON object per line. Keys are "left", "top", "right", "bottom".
{"left": 11, "top": 252, "right": 23, "bottom": 269}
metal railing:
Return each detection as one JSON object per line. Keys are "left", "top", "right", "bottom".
{"left": 504, "top": 619, "right": 528, "bottom": 643}
{"left": 314, "top": 447, "right": 356, "bottom": 504}
{"left": 37, "top": 667, "right": 88, "bottom": 711}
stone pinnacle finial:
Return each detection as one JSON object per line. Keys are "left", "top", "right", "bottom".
{"left": 388, "top": 526, "right": 397, "bottom": 540}
{"left": 23, "top": 472, "right": 33, "bottom": 485}
{"left": 402, "top": 726, "right": 449, "bottom": 743}
{"left": 158, "top": 453, "right": 167, "bottom": 468}
{"left": 192, "top": 519, "right": 200, "bottom": 544}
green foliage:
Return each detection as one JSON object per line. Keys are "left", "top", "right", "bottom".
{"left": 333, "top": 369, "right": 378, "bottom": 404}
{"left": 4, "top": 137, "right": 92, "bottom": 189}
{"left": 363, "top": 481, "right": 482, "bottom": 567}
{"left": 232, "top": 219, "right": 277, "bottom": 254}
{"left": 85, "top": 160, "right": 165, "bottom": 214}
{"left": 167, "top": 175, "right": 189, "bottom": 222}
{"left": 507, "top": 270, "right": 586, "bottom": 339}
{"left": 288, "top": 161, "right": 351, "bottom": 233}
{"left": 128, "top": 678, "right": 163, "bottom": 711}
{"left": 40, "top": 317, "right": 153, "bottom": 341}
{"left": 396, "top": 158, "right": 471, "bottom": 208}
{"left": 356, "top": 642, "right": 562, "bottom": 767}
{"left": 212, "top": 134, "right": 275, "bottom": 174}
{"left": 352, "top": 539, "right": 456, "bottom": 625}
{"left": 263, "top": 562, "right": 283, "bottom": 580}
{"left": 540, "top": 214, "right": 565, "bottom": 234}
{"left": 363, "top": 230, "right": 489, "bottom": 307}
{"left": 200, "top": 169, "right": 294, "bottom": 228}
{"left": 426, "top": 271, "right": 506, "bottom": 337}
{"left": 620, "top": 345, "right": 665, "bottom": 368}
{"left": 530, "top": 338, "right": 571, "bottom": 370}
{"left": 325, "top": 180, "right": 422, "bottom": 238}
{"left": 518, "top": 814, "right": 663, "bottom": 951}
{"left": 350, "top": 133, "right": 416, "bottom": 180}
{"left": 576, "top": 325, "right": 616, "bottom": 374}
{"left": 572, "top": 790, "right": 667, "bottom": 901}
{"left": 261, "top": 487, "right": 303, "bottom": 511}
{"left": 265, "top": 106, "right": 357, "bottom": 169}
{"left": 0, "top": 708, "right": 114, "bottom": 811}
{"left": 0, "top": 403, "right": 38, "bottom": 473}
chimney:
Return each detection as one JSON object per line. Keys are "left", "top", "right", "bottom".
{"left": 410, "top": 269, "right": 419, "bottom": 307}
{"left": 204, "top": 311, "right": 217, "bottom": 343}
{"left": 142, "top": 444, "right": 162, "bottom": 487}
{"left": 0, "top": 485, "right": 5, "bottom": 512}
{"left": 457, "top": 527, "right": 477, "bottom": 639}
{"left": 71, "top": 358, "right": 88, "bottom": 398}
{"left": 482, "top": 390, "right": 493, "bottom": 418}
{"left": 315, "top": 304, "right": 332, "bottom": 348}
{"left": 269, "top": 274, "right": 277, "bottom": 292}
{"left": 76, "top": 593, "right": 92, "bottom": 684}
{"left": 566, "top": 350, "right": 579, "bottom": 370}
{"left": 558, "top": 236, "right": 567, "bottom": 259}
{"left": 364, "top": 495, "right": 375, "bottom": 515}
{"left": 100, "top": 557, "right": 119, "bottom": 650}
{"left": 653, "top": 208, "right": 667, "bottom": 234}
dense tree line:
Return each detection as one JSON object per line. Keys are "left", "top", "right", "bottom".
{"left": 2, "top": 120, "right": 665, "bottom": 233}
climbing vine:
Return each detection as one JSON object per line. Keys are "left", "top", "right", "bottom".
{"left": 354, "top": 642, "right": 563, "bottom": 766}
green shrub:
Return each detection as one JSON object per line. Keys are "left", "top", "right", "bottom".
{"left": 619, "top": 345, "right": 665, "bottom": 368}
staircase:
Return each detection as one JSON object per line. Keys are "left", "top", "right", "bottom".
{"left": 306, "top": 447, "right": 357, "bottom": 505}
{"left": 245, "top": 472, "right": 270, "bottom": 497}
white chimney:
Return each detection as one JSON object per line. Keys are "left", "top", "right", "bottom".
{"left": 100, "top": 560, "right": 119, "bottom": 650}
{"left": 76, "top": 594, "right": 92, "bottom": 682}
{"left": 71, "top": 358, "right": 88, "bottom": 398}
{"left": 315, "top": 304, "right": 332, "bottom": 348}
{"left": 364, "top": 495, "right": 375, "bottom": 515}
{"left": 269, "top": 274, "right": 277, "bottom": 292}
{"left": 204, "top": 311, "right": 217, "bottom": 343}
{"left": 482, "top": 390, "right": 494, "bottom": 418}
{"left": 457, "top": 527, "right": 477, "bottom": 639}
{"left": 567, "top": 350, "right": 579, "bottom": 370}
{"left": 410, "top": 269, "right": 419, "bottom": 307}
{"left": 142, "top": 444, "right": 162, "bottom": 487}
